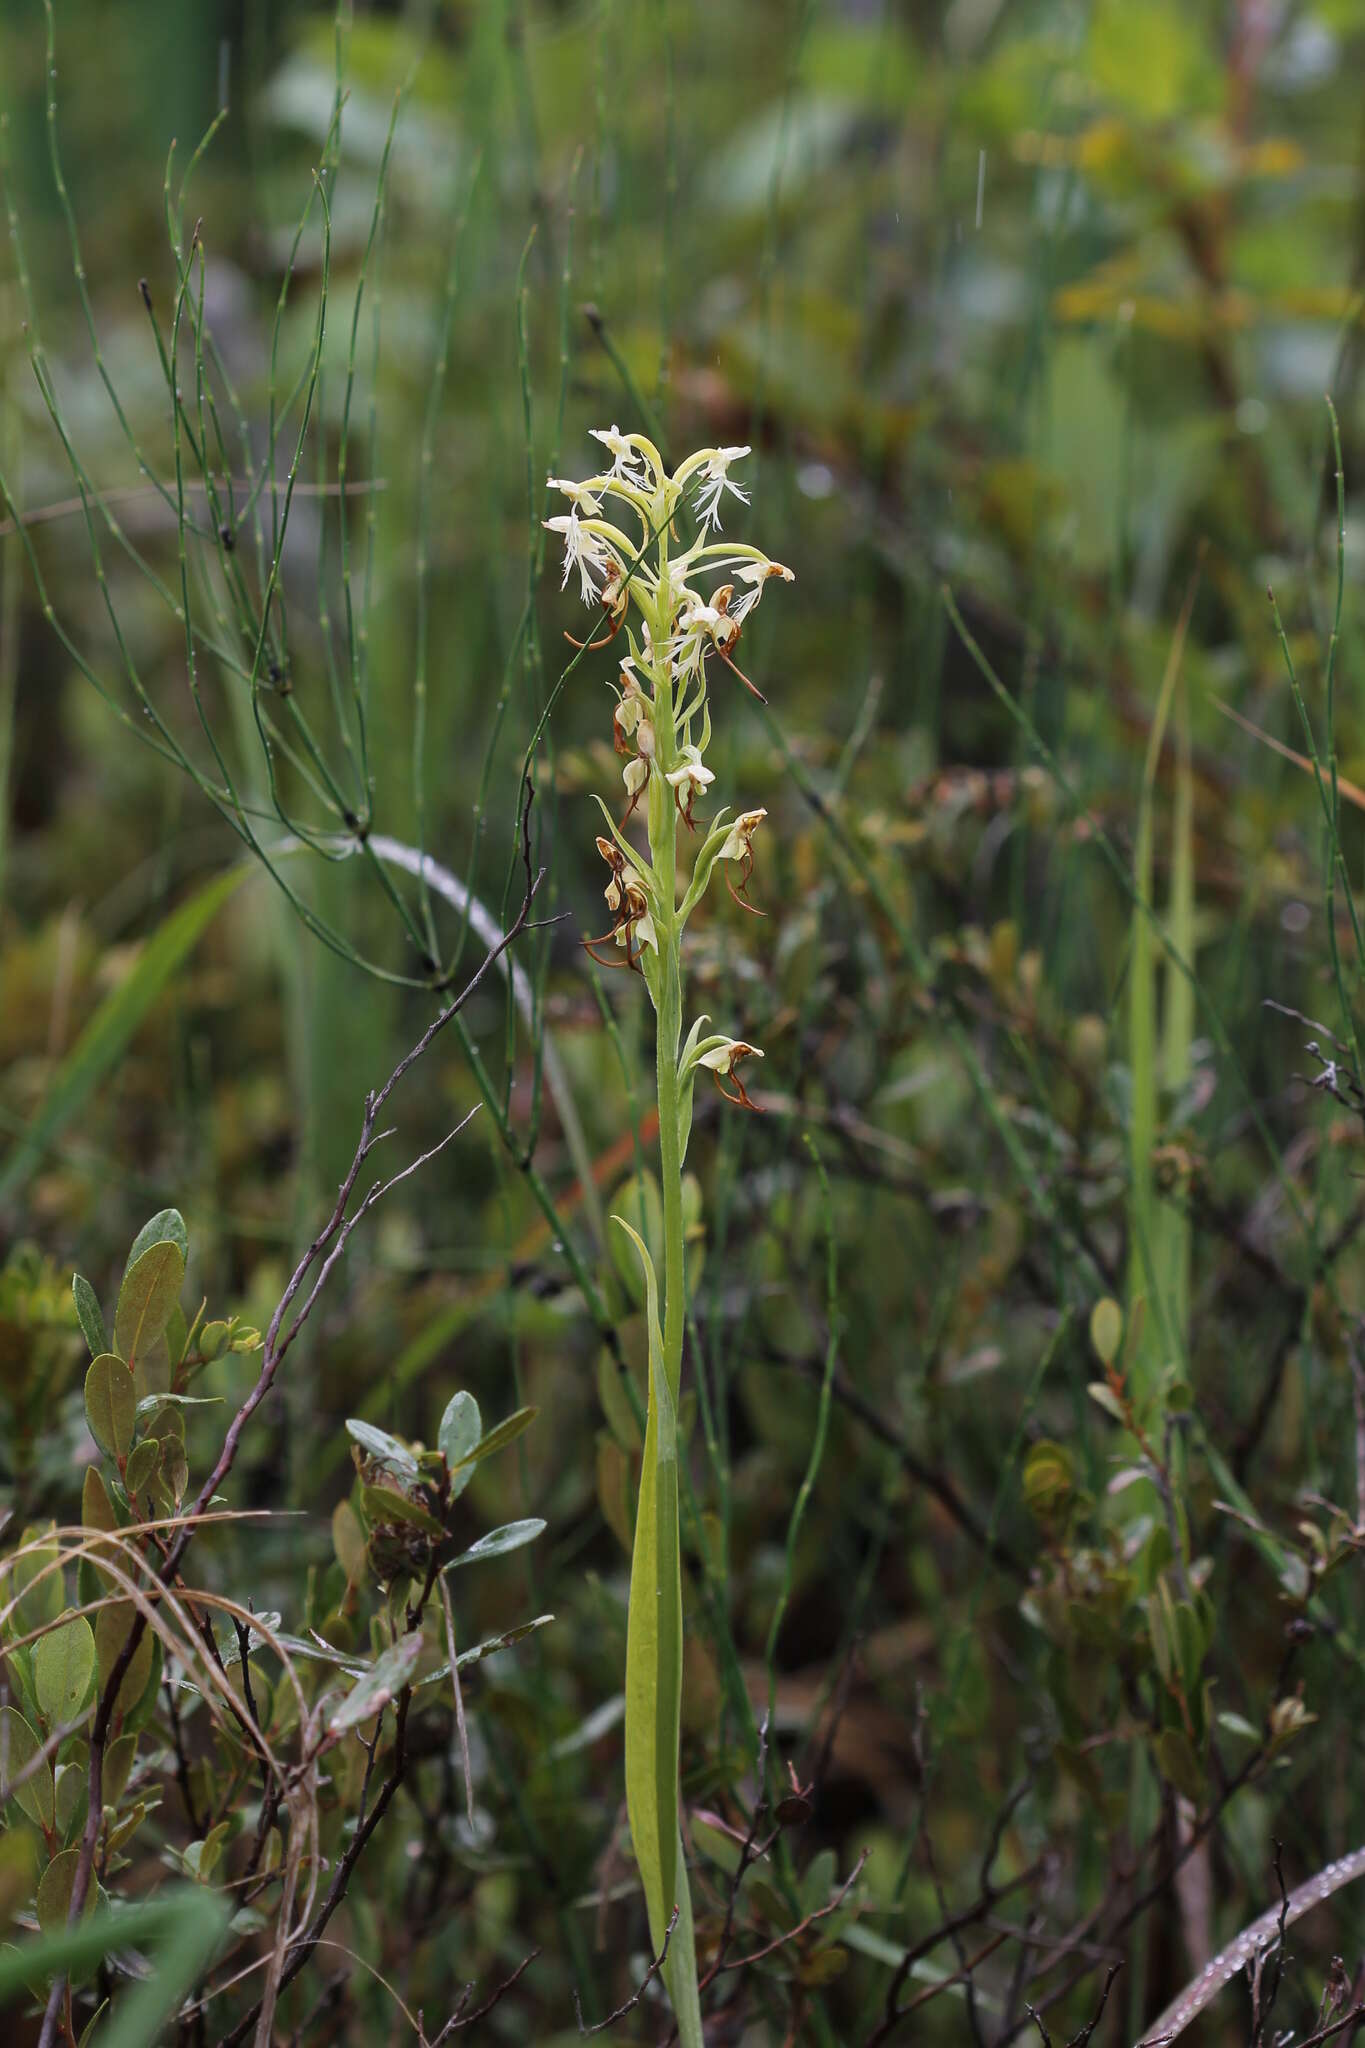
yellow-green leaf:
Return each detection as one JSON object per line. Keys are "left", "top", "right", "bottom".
{"left": 359, "top": 1482, "right": 444, "bottom": 1537}
{"left": 36, "top": 1847, "right": 97, "bottom": 1934}
{"left": 332, "top": 1500, "right": 366, "bottom": 1586}
{"left": 34, "top": 1615, "right": 96, "bottom": 1730}
{"left": 10, "top": 1528, "right": 64, "bottom": 1635}
{"left": 80, "top": 1468, "right": 117, "bottom": 1536}
{"left": 94, "top": 1605, "right": 155, "bottom": 1720}
{"left": 72, "top": 1276, "right": 106, "bottom": 1359}
{"left": 84, "top": 1355, "right": 136, "bottom": 1461}
{"left": 124, "top": 1441, "right": 160, "bottom": 1497}
{"left": 613, "top": 1217, "right": 700, "bottom": 2046}
{"left": 1089, "top": 1298, "right": 1122, "bottom": 1366}
{"left": 0, "top": 1705, "right": 54, "bottom": 1830}
{"left": 114, "top": 1241, "right": 185, "bottom": 1367}
{"left": 103, "top": 1733, "right": 138, "bottom": 1808}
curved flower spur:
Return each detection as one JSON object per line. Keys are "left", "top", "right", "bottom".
{"left": 544, "top": 431, "right": 792, "bottom": 2044}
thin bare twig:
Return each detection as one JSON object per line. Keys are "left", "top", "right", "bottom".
{"left": 574, "top": 1906, "right": 679, "bottom": 2034}
{"left": 877, "top": 1929, "right": 1011, "bottom": 2033}
{"left": 865, "top": 1861, "right": 1051, "bottom": 2048}
{"left": 427, "top": 1949, "right": 540, "bottom": 2041}
{"left": 1028, "top": 1962, "right": 1121, "bottom": 2046}
{"left": 1296, "top": 2006, "right": 1365, "bottom": 2048}
{"left": 697, "top": 1715, "right": 779, "bottom": 1992}
{"left": 712, "top": 1851, "right": 867, "bottom": 1975}
{"left": 1249, "top": 1842, "right": 1292, "bottom": 2046}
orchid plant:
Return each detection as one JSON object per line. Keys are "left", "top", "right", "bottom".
{"left": 546, "top": 429, "right": 791, "bottom": 2043}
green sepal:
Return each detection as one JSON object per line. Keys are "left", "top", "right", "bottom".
{"left": 678, "top": 1074, "right": 696, "bottom": 1169}
{"left": 678, "top": 810, "right": 733, "bottom": 924}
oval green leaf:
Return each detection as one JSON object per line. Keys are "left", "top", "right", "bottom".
{"left": 332, "top": 1501, "right": 366, "bottom": 1586}
{"left": 437, "top": 1391, "right": 481, "bottom": 1472}
{"left": 0, "top": 1704, "right": 54, "bottom": 1829}
{"left": 444, "top": 1518, "right": 546, "bottom": 1569}
{"left": 1089, "top": 1297, "right": 1122, "bottom": 1366}
{"left": 124, "top": 1209, "right": 188, "bottom": 1275}
{"left": 344, "top": 1419, "right": 419, "bottom": 1481}
{"left": 34, "top": 1615, "right": 97, "bottom": 1730}
{"left": 327, "top": 1630, "right": 424, "bottom": 1736}
{"left": 84, "top": 1354, "right": 136, "bottom": 1461}
{"left": 417, "top": 1613, "right": 555, "bottom": 1687}
{"left": 94, "top": 1604, "right": 155, "bottom": 1720}
{"left": 72, "top": 1276, "right": 107, "bottom": 1359}
{"left": 359, "top": 1484, "right": 445, "bottom": 1538}
{"left": 36, "top": 1846, "right": 97, "bottom": 1934}
{"left": 447, "top": 1407, "right": 538, "bottom": 1501}
{"left": 114, "top": 1241, "right": 185, "bottom": 1367}
{"left": 124, "top": 1441, "right": 160, "bottom": 1497}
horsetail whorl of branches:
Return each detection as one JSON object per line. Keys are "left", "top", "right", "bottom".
{"left": 545, "top": 430, "right": 792, "bottom": 2046}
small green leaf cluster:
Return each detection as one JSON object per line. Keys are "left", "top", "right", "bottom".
{"left": 339, "top": 1397, "right": 540, "bottom": 1590}
{"left": 74, "top": 1209, "right": 256, "bottom": 1520}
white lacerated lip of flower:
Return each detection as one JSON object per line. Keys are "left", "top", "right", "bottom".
{"left": 590, "top": 424, "right": 649, "bottom": 484}
{"left": 545, "top": 507, "right": 613, "bottom": 606}
{"left": 727, "top": 558, "right": 794, "bottom": 627}
{"left": 692, "top": 446, "right": 752, "bottom": 534}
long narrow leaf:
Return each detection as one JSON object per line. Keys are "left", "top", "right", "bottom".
{"left": 1157, "top": 676, "right": 1195, "bottom": 1351}
{"left": 615, "top": 1215, "right": 701, "bottom": 2048}
{"left": 1127, "top": 575, "right": 1198, "bottom": 1395}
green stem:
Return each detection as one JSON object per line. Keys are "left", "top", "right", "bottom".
{"left": 656, "top": 894, "right": 685, "bottom": 1402}
{"left": 633, "top": 568, "right": 703, "bottom": 2045}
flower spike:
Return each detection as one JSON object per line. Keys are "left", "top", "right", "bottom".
{"left": 544, "top": 427, "right": 791, "bottom": 2048}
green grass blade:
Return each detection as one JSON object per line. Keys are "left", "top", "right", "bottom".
{"left": 0, "top": 865, "right": 250, "bottom": 1203}
{"left": 1158, "top": 676, "right": 1195, "bottom": 1346}
{"left": 1128, "top": 576, "right": 1198, "bottom": 1394}
{"left": 0, "top": 1889, "right": 229, "bottom": 2045}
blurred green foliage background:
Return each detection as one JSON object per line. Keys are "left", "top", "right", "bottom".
{"left": 4, "top": 0, "right": 1365, "bottom": 2040}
